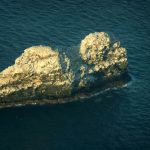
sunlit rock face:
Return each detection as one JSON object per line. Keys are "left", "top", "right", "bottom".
{"left": 0, "top": 46, "right": 74, "bottom": 101}
{"left": 0, "top": 32, "right": 128, "bottom": 103}
{"left": 79, "top": 32, "right": 128, "bottom": 86}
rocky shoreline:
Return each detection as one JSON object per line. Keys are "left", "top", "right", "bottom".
{"left": 0, "top": 32, "right": 129, "bottom": 105}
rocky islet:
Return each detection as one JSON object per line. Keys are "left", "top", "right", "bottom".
{"left": 0, "top": 32, "right": 129, "bottom": 104}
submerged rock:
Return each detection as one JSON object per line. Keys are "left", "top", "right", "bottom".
{"left": 0, "top": 32, "right": 128, "bottom": 104}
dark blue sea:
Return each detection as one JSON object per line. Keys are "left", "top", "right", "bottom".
{"left": 0, "top": 0, "right": 150, "bottom": 149}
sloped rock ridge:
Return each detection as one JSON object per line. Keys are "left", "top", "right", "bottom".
{"left": 0, "top": 32, "right": 129, "bottom": 105}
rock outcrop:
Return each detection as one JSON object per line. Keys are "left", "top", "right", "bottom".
{"left": 78, "top": 32, "right": 128, "bottom": 88}
{"left": 0, "top": 32, "right": 128, "bottom": 104}
{"left": 0, "top": 46, "right": 75, "bottom": 101}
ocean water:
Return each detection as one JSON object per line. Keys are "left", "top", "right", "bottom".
{"left": 0, "top": 0, "right": 150, "bottom": 149}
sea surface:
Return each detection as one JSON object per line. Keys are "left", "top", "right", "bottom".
{"left": 0, "top": 0, "right": 150, "bottom": 149}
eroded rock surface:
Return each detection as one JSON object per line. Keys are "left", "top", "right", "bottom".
{"left": 0, "top": 32, "right": 128, "bottom": 103}
{"left": 79, "top": 32, "right": 128, "bottom": 88}
{"left": 0, "top": 46, "right": 74, "bottom": 101}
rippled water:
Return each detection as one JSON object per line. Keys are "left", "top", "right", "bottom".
{"left": 0, "top": 0, "right": 150, "bottom": 149}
